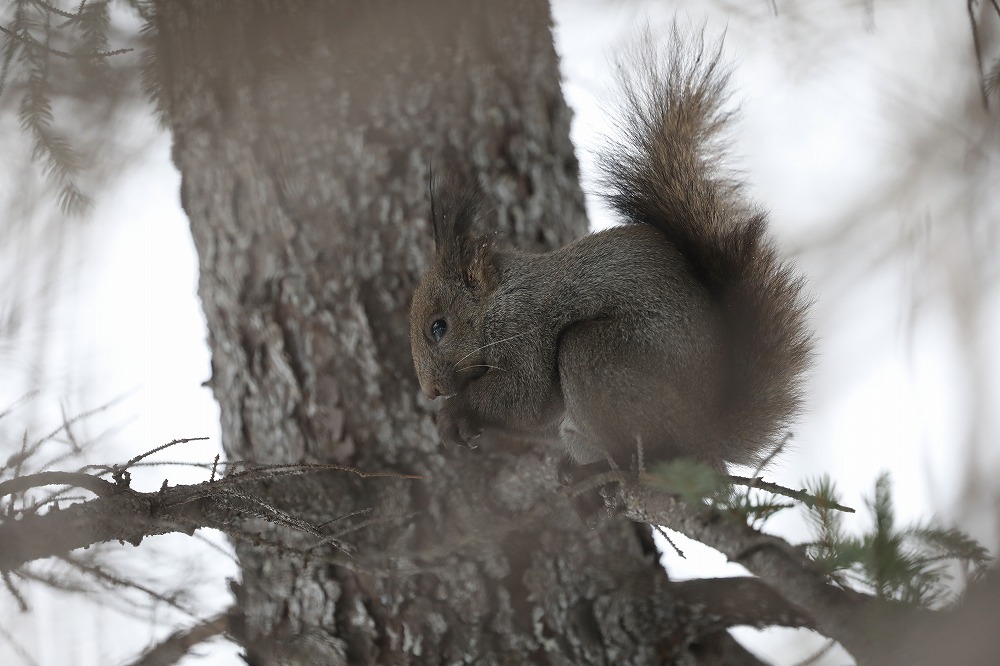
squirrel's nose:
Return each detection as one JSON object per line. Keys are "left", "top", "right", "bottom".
{"left": 416, "top": 373, "right": 441, "bottom": 400}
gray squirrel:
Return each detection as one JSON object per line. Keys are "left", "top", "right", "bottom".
{"left": 409, "top": 28, "right": 812, "bottom": 474}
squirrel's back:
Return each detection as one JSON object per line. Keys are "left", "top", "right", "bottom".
{"left": 597, "top": 26, "right": 812, "bottom": 466}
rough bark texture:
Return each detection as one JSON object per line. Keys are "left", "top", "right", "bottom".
{"left": 149, "top": 2, "right": 754, "bottom": 663}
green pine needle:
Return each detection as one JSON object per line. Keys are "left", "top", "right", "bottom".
{"left": 1, "top": 0, "right": 131, "bottom": 215}
{"left": 803, "top": 472, "right": 992, "bottom": 608}
{"left": 646, "top": 459, "right": 727, "bottom": 503}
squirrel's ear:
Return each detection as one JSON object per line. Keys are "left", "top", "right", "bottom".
{"left": 463, "top": 237, "right": 497, "bottom": 294}
{"left": 427, "top": 168, "right": 496, "bottom": 292}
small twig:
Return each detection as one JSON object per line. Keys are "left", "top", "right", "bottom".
{"left": 59, "top": 401, "right": 83, "bottom": 454}
{"left": 127, "top": 610, "right": 230, "bottom": 666}
{"left": 32, "top": 0, "right": 83, "bottom": 21}
{"left": 212, "top": 488, "right": 353, "bottom": 556}
{"left": 653, "top": 524, "right": 685, "bottom": 559}
{"left": 123, "top": 437, "right": 210, "bottom": 471}
{"left": 317, "top": 506, "right": 373, "bottom": 530}
{"left": 17, "top": 564, "right": 184, "bottom": 621}
{"left": 792, "top": 638, "right": 839, "bottom": 666}
{"left": 190, "top": 531, "right": 238, "bottom": 564}
{"left": 0, "top": 623, "right": 39, "bottom": 666}
{"left": 10, "top": 430, "right": 31, "bottom": 479}
{"left": 728, "top": 475, "right": 855, "bottom": 513}
{"left": 0, "top": 391, "right": 39, "bottom": 424}
{"left": 80, "top": 460, "right": 215, "bottom": 474}
{"left": 968, "top": 0, "right": 990, "bottom": 108}
{"left": 563, "top": 469, "right": 628, "bottom": 501}
{"left": 3, "top": 569, "right": 29, "bottom": 611}
{"left": 31, "top": 393, "right": 133, "bottom": 459}
{"left": 14, "top": 566, "right": 94, "bottom": 595}
{"left": 31, "top": 493, "right": 89, "bottom": 510}
{"left": 221, "top": 461, "right": 425, "bottom": 482}
{"left": 324, "top": 510, "right": 418, "bottom": 543}
{"left": 218, "top": 486, "right": 324, "bottom": 539}
{"left": 0, "top": 23, "right": 132, "bottom": 59}
{"left": 59, "top": 554, "right": 200, "bottom": 619}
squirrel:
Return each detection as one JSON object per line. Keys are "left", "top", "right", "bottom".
{"left": 409, "top": 27, "right": 812, "bottom": 475}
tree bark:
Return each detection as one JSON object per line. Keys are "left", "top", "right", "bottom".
{"left": 148, "top": 1, "right": 755, "bottom": 662}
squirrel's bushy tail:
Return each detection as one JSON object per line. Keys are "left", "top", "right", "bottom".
{"left": 597, "top": 25, "right": 812, "bottom": 466}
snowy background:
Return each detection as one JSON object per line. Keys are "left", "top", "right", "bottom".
{"left": 1, "top": 1, "right": 997, "bottom": 664}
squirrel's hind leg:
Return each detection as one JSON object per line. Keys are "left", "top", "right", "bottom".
{"left": 557, "top": 317, "right": 699, "bottom": 471}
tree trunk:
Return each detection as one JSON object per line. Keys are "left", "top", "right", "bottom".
{"left": 149, "top": 2, "right": 751, "bottom": 663}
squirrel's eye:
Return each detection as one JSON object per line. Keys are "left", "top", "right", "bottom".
{"left": 430, "top": 319, "right": 448, "bottom": 343}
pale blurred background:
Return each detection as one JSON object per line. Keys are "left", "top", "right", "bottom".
{"left": 1, "top": 1, "right": 996, "bottom": 663}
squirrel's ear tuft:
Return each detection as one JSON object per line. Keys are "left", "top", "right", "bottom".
{"left": 425, "top": 167, "right": 497, "bottom": 293}
{"left": 428, "top": 168, "right": 484, "bottom": 251}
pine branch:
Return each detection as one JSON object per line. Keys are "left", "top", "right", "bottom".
{"left": 797, "top": 473, "right": 992, "bottom": 608}
{"left": 0, "top": 21, "right": 133, "bottom": 60}
{"left": 0, "top": 0, "right": 135, "bottom": 214}
{"left": 620, "top": 480, "right": 930, "bottom": 662}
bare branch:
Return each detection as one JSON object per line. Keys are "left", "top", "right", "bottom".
{"left": 2, "top": 569, "right": 28, "bottom": 611}
{"left": 0, "top": 461, "right": 421, "bottom": 572}
{"left": 59, "top": 554, "right": 200, "bottom": 619}
{"left": 968, "top": 0, "right": 990, "bottom": 108}
{"left": 122, "top": 437, "right": 210, "bottom": 471}
{"left": 127, "top": 610, "right": 230, "bottom": 666}
{"left": 0, "top": 391, "right": 39, "bottom": 423}
{"left": 671, "top": 576, "right": 814, "bottom": 632}
{"left": 0, "top": 623, "right": 39, "bottom": 666}
{"left": 792, "top": 638, "right": 837, "bottom": 666}
{"left": 0, "top": 469, "right": 117, "bottom": 498}
{"left": 727, "top": 475, "right": 855, "bottom": 513}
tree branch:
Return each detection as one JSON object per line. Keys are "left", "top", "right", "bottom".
{"left": 0, "top": 477, "right": 223, "bottom": 572}
{"left": 0, "top": 463, "right": 419, "bottom": 572}
{"left": 127, "top": 610, "right": 230, "bottom": 666}
{"left": 727, "top": 475, "right": 855, "bottom": 513}
{"left": 0, "top": 470, "right": 118, "bottom": 499}
{"left": 671, "top": 577, "right": 815, "bottom": 632}
{"left": 621, "top": 481, "right": 929, "bottom": 661}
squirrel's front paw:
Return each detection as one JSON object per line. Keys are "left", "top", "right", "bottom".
{"left": 437, "top": 400, "right": 484, "bottom": 448}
